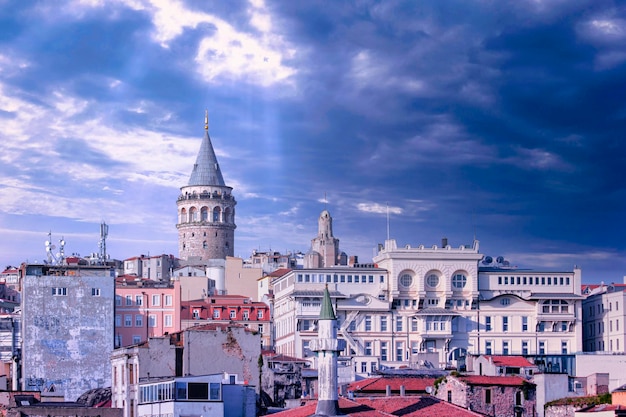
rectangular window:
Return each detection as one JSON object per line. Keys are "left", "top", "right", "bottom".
{"left": 126, "top": 295, "right": 133, "bottom": 305}
{"left": 91, "top": 288, "right": 101, "bottom": 296}
{"left": 340, "top": 275, "right": 345, "bottom": 282}
{"left": 503, "top": 316, "right": 509, "bottom": 332}
{"left": 539, "top": 341, "right": 546, "bottom": 355}
{"left": 258, "top": 310, "right": 264, "bottom": 319}
{"left": 503, "top": 340, "right": 509, "bottom": 355}
{"left": 213, "top": 310, "right": 220, "bottom": 319}
{"left": 165, "top": 314, "right": 173, "bottom": 327}
{"left": 561, "top": 341, "right": 568, "bottom": 354}
{"left": 396, "top": 342, "right": 404, "bottom": 361}
{"left": 361, "top": 362, "right": 367, "bottom": 373}
{"left": 132, "top": 335, "right": 141, "bottom": 344}
{"left": 380, "top": 316, "right": 387, "bottom": 332}
{"left": 522, "top": 340, "right": 529, "bottom": 355}
{"left": 125, "top": 315, "right": 132, "bottom": 327}
{"left": 135, "top": 315, "right": 143, "bottom": 327}
{"left": 498, "top": 276, "right": 502, "bottom": 284}
{"left": 365, "top": 316, "right": 372, "bottom": 331}
{"left": 485, "top": 389, "right": 491, "bottom": 404}
{"left": 243, "top": 311, "right": 249, "bottom": 320}
{"left": 369, "top": 275, "right": 374, "bottom": 283}
{"left": 380, "top": 275, "right": 385, "bottom": 283}
{"left": 347, "top": 275, "right": 352, "bottom": 283}
{"left": 522, "top": 316, "right": 528, "bottom": 332}
{"left": 365, "top": 341, "right": 372, "bottom": 355}
{"left": 562, "top": 322, "right": 568, "bottom": 332}
{"left": 149, "top": 315, "right": 157, "bottom": 327}
{"left": 381, "top": 342, "right": 388, "bottom": 361}
{"left": 115, "top": 295, "right": 122, "bottom": 306}
{"left": 115, "top": 315, "right": 121, "bottom": 327}
{"left": 52, "top": 287, "right": 68, "bottom": 296}
{"left": 165, "top": 295, "right": 173, "bottom": 306}
{"left": 411, "top": 341, "right": 419, "bottom": 354}
{"left": 136, "top": 295, "right": 143, "bottom": 306}
{"left": 230, "top": 310, "right": 236, "bottom": 319}
{"left": 258, "top": 324, "right": 264, "bottom": 334}
{"left": 396, "top": 316, "right": 403, "bottom": 332}
{"left": 485, "top": 340, "right": 492, "bottom": 355}
{"left": 485, "top": 316, "right": 492, "bottom": 332}
{"left": 411, "top": 317, "right": 418, "bottom": 332}
{"left": 152, "top": 295, "right": 160, "bottom": 306}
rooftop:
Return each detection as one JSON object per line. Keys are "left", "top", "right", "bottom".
{"left": 483, "top": 355, "right": 535, "bottom": 368}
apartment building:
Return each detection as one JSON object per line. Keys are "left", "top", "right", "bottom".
{"left": 115, "top": 277, "right": 181, "bottom": 347}
{"left": 581, "top": 282, "right": 626, "bottom": 353}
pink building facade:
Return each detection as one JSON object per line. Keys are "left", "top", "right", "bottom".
{"left": 115, "top": 277, "right": 181, "bottom": 347}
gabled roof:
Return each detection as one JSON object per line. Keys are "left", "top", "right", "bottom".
{"left": 187, "top": 118, "right": 226, "bottom": 187}
{"left": 263, "top": 352, "right": 308, "bottom": 363}
{"left": 484, "top": 355, "right": 535, "bottom": 368}
{"left": 347, "top": 376, "right": 436, "bottom": 393}
{"left": 459, "top": 375, "right": 532, "bottom": 387}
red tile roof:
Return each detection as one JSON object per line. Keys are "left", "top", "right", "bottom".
{"left": 270, "top": 396, "right": 482, "bottom": 417}
{"left": 484, "top": 355, "right": 535, "bottom": 367}
{"left": 263, "top": 352, "right": 308, "bottom": 363}
{"left": 347, "top": 376, "right": 436, "bottom": 393}
{"left": 459, "top": 375, "right": 532, "bottom": 386}
{"left": 266, "top": 268, "right": 292, "bottom": 278}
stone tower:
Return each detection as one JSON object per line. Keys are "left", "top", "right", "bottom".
{"left": 309, "top": 210, "right": 340, "bottom": 268}
{"left": 309, "top": 285, "right": 345, "bottom": 416}
{"left": 177, "top": 112, "right": 236, "bottom": 261}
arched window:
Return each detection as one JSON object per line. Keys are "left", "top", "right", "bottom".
{"left": 179, "top": 208, "right": 187, "bottom": 223}
{"left": 213, "top": 207, "right": 221, "bottom": 222}
{"left": 426, "top": 274, "right": 440, "bottom": 288}
{"left": 224, "top": 207, "right": 231, "bottom": 223}
{"left": 189, "top": 207, "right": 197, "bottom": 222}
{"left": 201, "top": 207, "right": 209, "bottom": 221}
{"left": 452, "top": 273, "right": 467, "bottom": 289}
{"left": 399, "top": 273, "right": 413, "bottom": 288}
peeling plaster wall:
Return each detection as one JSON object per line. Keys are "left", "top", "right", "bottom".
{"left": 22, "top": 270, "right": 115, "bottom": 401}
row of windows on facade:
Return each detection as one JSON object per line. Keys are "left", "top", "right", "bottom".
{"left": 296, "top": 274, "right": 385, "bottom": 284}
{"left": 303, "top": 338, "right": 568, "bottom": 360}
{"left": 115, "top": 314, "right": 173, "bottom": 328}
{"left": 497, "top": 275, "right": 571, "bottom": 286}
{"left": 191, "top": 309, "right": 264, "bottom": 320}
{"left": 115, "top": 294, "right": 174, "bottom": 307}
{"left": 300, "top": 314, "right": 571, "bottom": 333}
{"left": 587, "top": 319, "right": 620, "bottom": 336}
{"left": 399, "top": 273, "right": 468, "bottom": 289}
{"left": 179, "top": 207, "right": 233, "bottom": 223}
{"left": 52, "top": 287, "right": 100, "bottom": 296}
{"left": 588, "top": 301, "right": 620, "bottom": 316}
{"left": 181, "top": 240, "right": 229, "bottom": 250}
{"left": 589, "top": 339, "right": 621, "bottom": 352}
{"left": 139, "top": 381, "right": 221, "bottom": 403}
{"left": 125, "top": 259, "right": 163, "bottom": 269}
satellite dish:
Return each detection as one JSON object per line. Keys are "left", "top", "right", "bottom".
{"left": 496, "top": 256, "right": 505, "bottom": 264}
{"left": 425, "top": 386, "right": 433, "bottom": 394}
{"left": 483, "top": 256, "right": 493, "bottom": 264}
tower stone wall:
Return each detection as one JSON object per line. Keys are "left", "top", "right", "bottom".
{"left": 177, "top": 114, "right": 236, "bottom": 262}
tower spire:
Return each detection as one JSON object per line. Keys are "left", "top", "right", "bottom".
{"left": 204, "top": 109, "right": 209, "bottom": 131}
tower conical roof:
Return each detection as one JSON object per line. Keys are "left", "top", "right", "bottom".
{"left": 187, "top": 114, "right": 226, "bottom": 187}
{"left": 319, "top": 285, "right": 336, "bottom": 320}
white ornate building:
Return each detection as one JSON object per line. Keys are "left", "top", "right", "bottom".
{"left": 269, "top": 211, "right": 584, "bottom": 378}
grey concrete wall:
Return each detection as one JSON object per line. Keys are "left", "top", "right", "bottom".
{"left": 22, "top": 270, "right": 115, "bottom": 401}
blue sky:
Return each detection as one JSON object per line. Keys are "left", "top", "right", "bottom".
{"left": 0, "top": 0, "right": 625, "bottom": 282}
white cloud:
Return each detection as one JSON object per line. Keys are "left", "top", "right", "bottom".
{"left": 357, "top": 202, "right": 403, "bottom": 215}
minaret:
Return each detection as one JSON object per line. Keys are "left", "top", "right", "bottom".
{"left": 310, "top": 210, "right": 339, "bottom": 267}
{"left": 309, "top": 285, "right": 345, "bottom": 416}
{"left": 176, "top": 111, "right": 236, "bottom": 261}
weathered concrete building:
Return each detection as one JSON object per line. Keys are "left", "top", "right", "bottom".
{"left": 21, "top": 263, "right": 115, "bottom": 401}
{"left": 111, "top": 323, "right": 260, "bottom": 417}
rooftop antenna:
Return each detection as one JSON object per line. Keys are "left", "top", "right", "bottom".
{"left": 324, "top": 192, "right": 327, "bottom": 210}
{"left": 99, "top": 221, "right": 109, "bottom": 264}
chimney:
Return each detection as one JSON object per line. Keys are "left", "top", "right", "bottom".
{"left": 386, "top": 385, "right": 391, "bottom": 397}
{"left": 442, "top": 237, "right": 448, "bottom": 248}
{"left": 400, "top": 385, "right": 406, "bottom": 397}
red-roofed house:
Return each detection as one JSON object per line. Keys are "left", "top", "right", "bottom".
{"left": 472, "top": 355, "right": 538, "bottom": 377}
{"left": 435, "top": 375, "right": 536, "bottom": 417}
{"left": 270, "top": 396, "right": 483, "bottom": 417}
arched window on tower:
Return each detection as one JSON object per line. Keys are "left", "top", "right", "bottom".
{"left": 180, "top": 208, "right": 187, "bottom": 224}
{"left": 213, "top": 207, "right": 221, "bottom": 222}
{"left": 203, "top": 241, "right": 207, "bottom": 249}
{"left": 189, "top": 207, "right": 198, "bottom": 222}
{"left": 224, "top": 207, "right": 231, "bottom": 223}
{"left": 201, "top": 207, "right": 208, "bottom": 221}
